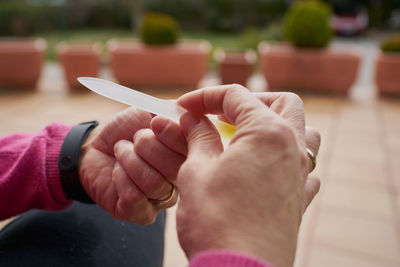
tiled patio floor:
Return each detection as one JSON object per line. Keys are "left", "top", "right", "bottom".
{"left": 1, "top": 62, "right": 399, "bottom": 267}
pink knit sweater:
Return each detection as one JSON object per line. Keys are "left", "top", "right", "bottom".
{"left": 0, "top": 123, "right": 272, "bottom": 267}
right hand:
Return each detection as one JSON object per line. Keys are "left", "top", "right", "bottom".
{"left": 174, "top": 85, "right": 321, "bottom": 267}
{"left": 79, "top": 108, "right": 186, "bottom": 225}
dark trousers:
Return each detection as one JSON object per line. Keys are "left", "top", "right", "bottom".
{"left": 0, "top": 202, "right": 166, "bottom": 267}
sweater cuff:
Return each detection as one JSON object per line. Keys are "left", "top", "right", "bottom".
{"left": 46, "top": 123, "right": 74, "bottom": 207}
{"left": 189, "top": 250, "right": 273, "bottom": 267}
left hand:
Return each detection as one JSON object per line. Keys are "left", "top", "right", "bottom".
{"left": 78, "top": 108, "right": 187, "bottom": 225}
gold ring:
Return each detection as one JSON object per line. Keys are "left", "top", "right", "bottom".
{"left": 306, "top": 148, "right": 316, "bottom": 172}
{"left": 150, "top": 186, "right": 176, "bottom": 207}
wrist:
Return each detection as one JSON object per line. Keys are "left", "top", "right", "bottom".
{"left": 190, "top": 249, "right": 273, "bottom": 267}
{"left": 224, "top": 230, "right": 297, "bottom": 267}
{"left": 185, "top": 226, "right": 297, "bottom": 267}
{"left": 58, "top": 121, "right": 99, "bottom": 203}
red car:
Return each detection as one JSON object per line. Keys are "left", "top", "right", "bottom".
{"left": 332, "top": 5, "right": 369, "bottom": 36}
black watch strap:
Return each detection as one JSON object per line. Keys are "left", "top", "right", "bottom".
{"left": 58, "top": 121, "right": 99, "bottom": 204}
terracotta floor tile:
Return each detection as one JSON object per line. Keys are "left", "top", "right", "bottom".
{"left": 385, "top": 137, "right": 400, "bottom": 151}
{"left": 307, "top": 244, "right": 399, "bottom": 267}
{"left": 313, "top": 209, "right": 400, "bottom": 264}
{"left": 396, "top": 195, "right": 400, "bottom": 225}
{"left": 304, "top": 116, "right": 334, "bottom": 132}
{"left": 380, "top": 101, "right": 400, "bottom": 119}
{"left": 327, "top": 154, "right": 387, "bottom": 187}
{"left": 321, "top": 178, "right": 393, "bottom": 218}
{"left": 386, "top": 152, "right": 400, "bottom": 194}
{"left": 339, "top": 115, "right": 380, "bottom": 128}
{"left": 303, "top": 96, "right": 340, "bottom": 108}
{"left": 333, "top": 140, "right": 384, "bottom": 163}
{"left": 164, "top": 206, "right": 188, "bottom": 267}
{"left": 294, "top": 205, "right": 318, "bottom": 267}
{"left": 335, "top": 125, "right": 381, "bottom": 139}
{"left": 383, "top": 128, "right": 400, "bottom": 140}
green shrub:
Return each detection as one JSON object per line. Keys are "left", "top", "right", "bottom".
{"left": 283, "top": 0, "right": 333, "bottom": 48}
{"left": 261, "top": 22, "right": 283, "bottom": 42}
{"left": 141, "top": 12, "right": 180, "bottom": 45}
{"left": 239, "top": 28, "right": 262, "bottom": 50}
{"left": 381, "top": 35, "right": 400, "bottom": 53}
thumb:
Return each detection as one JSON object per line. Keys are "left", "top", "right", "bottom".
{"left": 180, "top": 112, "right": 223, "bottom": 159}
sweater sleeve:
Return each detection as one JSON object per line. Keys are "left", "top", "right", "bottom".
{"left": 0, "top": 122, "right": 74, "bottom": 220}
{"left": 189, "top": 250, "right": 273, "bottom": 267}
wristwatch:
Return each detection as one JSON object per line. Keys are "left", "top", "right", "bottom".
{"left": 58, "top": 121, "right": 99, "bottom": 204}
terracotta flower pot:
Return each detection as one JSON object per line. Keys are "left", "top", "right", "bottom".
{"left": 108, "top": 39, "right": 211, "bottom": 88}
{"left": 0, "top": 38, "right": 46, "bottom": 88}
{"left": 215, "top": 49, "right": 257, "bottom": 86}
{"left": 375, "top": 52, "right": 400, "bottom": 95}
{"left": 259, "top": 42, "right": 361, "bottom": 93}
{"left": 57, "top": 42, "right": 102, "bottom": 88}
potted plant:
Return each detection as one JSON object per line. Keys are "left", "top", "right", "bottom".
{"left": 375, "top": 35, "right": 400, "bottom": 95}
{"left": 214, "top": 48, "right": 257, "bottom": 86}
{"left": 0, "top": 38, "right": 46, "bottom": 88}
{"left": 214, "top": 29, "right": 259, "bottom": 86}
{"left": 259, "top": 0, "right": 360, "bottom": 93}
{"left": 57, "top": 41, "right": 103, "bottom": 89}
{"left": 108, "top": 12, "right": 211, "bottom": 89}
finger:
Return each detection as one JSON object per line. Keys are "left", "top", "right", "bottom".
{"left": 303, "top": 176, "right": 321, "bottom": 214}
{"left": 114, "top": 140, "right": 173, "bottom": 200}
{"left": 255, "top": 92, "right": 305, "bottom": 139}
{"left": 180, "top": 113, "right": 223, "bottom": 158}
{"left": 305, "top": 126, "right": 321, "bottom": 173}
{"left": 151, "top": 116, "right": 187, "bottom": 156}
{"left": 112, "top": 162, "right": 157, "bottom": 225}
{"left": 95, "top": 107, "right": 152, "bottom": 155}
{"left": 177, "top": 84, "right": 279, "bottom": 137}
{"left": 151, "top": 186, "right": 179, "bottom": 210}
{"left": 133, "top": 128, "right": 186, "bottom": 183}
{"left": 217, "top": 92, "right": 305, "bottom": 133}
{"left": 305, "top": 126, "right": 321, "bottom": 157}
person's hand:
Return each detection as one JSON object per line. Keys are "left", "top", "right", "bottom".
{"left": 174, "top": 85, "right": 321, "bottom": 267}
{"left": 78, "top": 108, "right": 187, "bottom": 225}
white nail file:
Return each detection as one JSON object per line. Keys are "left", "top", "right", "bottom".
{"left": 77, "top": 77, "right": 236, "bottom": 139}
{"left": 78, "top": 77, "right": 186, "bottom": 122}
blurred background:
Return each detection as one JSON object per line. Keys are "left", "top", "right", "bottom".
{"left": 0, "top": 0, "right": 399, "bottom": 59}
{"left": 0, "top": 0, "right": 399, "bottom": 267}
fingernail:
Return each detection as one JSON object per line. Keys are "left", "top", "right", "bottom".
{"left": 151, "top": 116, "right": 169, "bottom": 136}
{"left": 180, "top": 112, "right": 201, "bottom": 137}
{"left": 114, "top": 139, "right": 130, "bottom": 155}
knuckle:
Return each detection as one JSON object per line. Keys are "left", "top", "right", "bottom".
{"left": 134, "top": 129, "right": 155, "bottom": 154}
{"left": 231, "top": 83, "right": 247, "bottom": 91}
{"left": 140, "top": 170, "right": 167, "bottom": 198}
{"left": 111, "top": 168, "right": 119, "bottom": 183}
{"left": 229, "top": 84, "right": 250, "bottom": 95}
{"left": 120, "top": 187, "right": 143, "bottom": 205}
{"left": 115, "top": 143, "right": 131, "bottom": 161}
{"left": 138, "top": 213, "right": 157, "bottom": 226}
{"left": 157, "top": 181, "right": 173, "bottom": 196}
{"left": 263, "top": 120, "right": 296, "bottom": 149}
{"left": 282, "top": 92, "right": 304, "bottom": 107}
{"left": 149, "top": 180, "right": 171, "bottom": 199}
{"left": 144, "top": 173, "right": 167, "bottom": 194}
